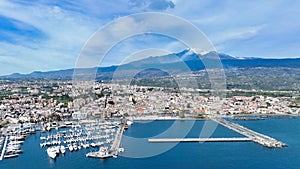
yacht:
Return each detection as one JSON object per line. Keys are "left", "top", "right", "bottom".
{"left": 60, "top": 145, "right": 66, "bottom": 154}
{"left": 126, "top": 120, "right": 133, "bottom": 126}
{"left": 68, "top": 144, "right": 74, "bottom": 151}
{"left": 47, "top": 147, "right": 57, "bottom": 159}
{"left": 98, "top": 147, "right": 110, "bottom": 159}
{"left": 73, "top": 143, "right": 78, "bottom": 151}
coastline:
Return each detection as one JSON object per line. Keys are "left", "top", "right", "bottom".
{"left": 128, "top": 114, "right": 300, "bottom": 121}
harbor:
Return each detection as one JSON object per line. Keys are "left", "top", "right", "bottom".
{"left": 40, "top": 120, "right": 125, "bottom": 160}
{"left": 0, "top": 110, "right": 300, "bottom": 169}
{"left": 0, "top": 123, "right": 35, "bottom": 161}
{"left": 0, "top": 119, "right": 126, "bottom": 161}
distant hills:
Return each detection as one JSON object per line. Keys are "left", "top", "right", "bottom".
{"left": 1, "top": 48, "right": 300, "bottom": 80}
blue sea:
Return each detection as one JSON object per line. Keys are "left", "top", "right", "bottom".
{"left": 1, "top": 118, "right": 300, "bottom": 169}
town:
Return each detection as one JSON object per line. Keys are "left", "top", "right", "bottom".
{"left": 0, "top": 80, "right": 299, "bottom": 125}
{"left": 0, "top": 79, "right": 299, "bottom": 160}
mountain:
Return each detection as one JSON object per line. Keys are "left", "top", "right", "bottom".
{"left": 1, "top": 49, "right": 300, "bottom": 80}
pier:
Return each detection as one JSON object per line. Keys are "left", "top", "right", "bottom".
{"left": 211, "top": 118, "right": 287, "bottom": 148}
{"left": 149, "top": 118, "right": 287, "bottom": 148}
{"left": 0, "top": 136, "right": 8, "bottom": 161}
{"left": 149, "top": 137, "right": 252, "bottom": 143}
{"left": 110, "top": 125, "right": 125, "bottom": 155}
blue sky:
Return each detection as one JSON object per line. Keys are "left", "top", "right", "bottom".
{"left": 0, "top": 0, "right": 300, "bottom": 75}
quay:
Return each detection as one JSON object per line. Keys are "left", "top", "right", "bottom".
{"left": 0, "top": 136, "right": 8, "bottom": 161}
{"left": 211, "top": 117, "right": 287, "bottom": 148}
{"left": 148, "top": 137, "right": 252, "bottom": 143}
{"left": 110, "top": 125, "right": 125, "bottom": 155}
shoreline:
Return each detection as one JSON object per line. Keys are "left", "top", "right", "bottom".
{"left": 128, "top": 114, "right": 300, "bottom": 121}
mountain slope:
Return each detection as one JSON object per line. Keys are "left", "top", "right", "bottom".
{"left": 1, "top": 49, "right": 300, "bottom": 80}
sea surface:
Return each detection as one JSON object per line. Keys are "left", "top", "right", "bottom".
{"left": 1, "top": 118, "right": 300, "bottom": 169}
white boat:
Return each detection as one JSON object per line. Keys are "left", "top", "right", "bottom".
{"left": 73, "top": 144, "right": 78, "bottom": 151}
{"left": 68, "top": 144, "right": 74, "bottom": 151}
{"left": 47, "top": 147, "right": 57, "bottom": 159}
{"left": 90, "top": 142, "right": 96, "bottom": 147}
{"left": 118, "top": 147, "right": 124, "bottom": 152}
{"left": 83, "top": 143, "right": 89, "bottom": 149}
{"left": 60, "top": 146, "right": 66, "bottom": 154}
{"left": 126, "top": 120, "right": 133, "bottom": 126}
{"left": 98, "top": 147, "right": 110, "bottom": 158}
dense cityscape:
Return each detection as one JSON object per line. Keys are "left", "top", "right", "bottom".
{"left": 0, "top": 80, "right": 299, "bottom": 127}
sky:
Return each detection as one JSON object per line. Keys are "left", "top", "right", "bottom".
{"left": 0, "top": 0, "right": 300, "bottom": 75}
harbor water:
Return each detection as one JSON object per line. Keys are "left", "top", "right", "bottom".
{"left": 1, "top": 117, "right": 300, "bottom": 169}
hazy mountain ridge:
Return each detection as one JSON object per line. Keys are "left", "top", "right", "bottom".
{"left": 1, "top": 49, "right": 300, "bottom": 80}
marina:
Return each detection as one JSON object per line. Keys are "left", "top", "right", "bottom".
{"left": 0, "top": 119, "right": 126, "bottom": 161}
{"left": 39, "top": 120, "right": 125, "bottom": 160}
{"left": 0, "top": 118, "right": 299, "bottom": 169}
{"left": 0, "top": 123, "right": 35, "bottom": 161}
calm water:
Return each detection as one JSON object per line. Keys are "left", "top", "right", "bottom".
{"left": 1, "top": 118, "right": 300, "bottom": 169}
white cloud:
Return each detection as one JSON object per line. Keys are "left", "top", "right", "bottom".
{"left": 0, "top": 0, "right": 103, "bottom": 75}
{"left": 0, "top": 0, "right": 300, "bottom": 75}
{"left": 211, "top": 24, "right": 267, "bottom": 44}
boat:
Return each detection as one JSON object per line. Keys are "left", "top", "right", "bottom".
{"left": 73, "top": 143, "right": 78, "bottom": 151}
{"left": 46, "top": 147, "right": 57, "bottom": 159}
{"left": 98, "top": 147, "right": 110, "bottom": 159}
{"left": 126, "top": 120, "right": 133, "bottom": 126}
{"left": 90, "top": 142, "right": 96, "bottom": 147}
{"left": 118, "top": 147, "right": 124, "bottom": 152}
{"left": 68, "top": 144, "right": 74, "bottom": 151}
{"left": 83, "top": 143, "right": 89, "bottom": 149}
{"left": 60, "top": 146, "right": 66, "bottom": 154}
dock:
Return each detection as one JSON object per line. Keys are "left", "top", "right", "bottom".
{"left": 211, "top": 117, "right": 287, "bottom": 148}
{"left": 0, "top": 136, "right": 8, "bottom": 161}
{"left": 148, "top": 137, "right": 252, "bottom": 143}
{"left": 110, "top": 125, "right": 124, "bottom": 155}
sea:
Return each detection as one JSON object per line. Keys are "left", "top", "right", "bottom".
{"left": 1, "top": 117, "right": 300, "bottom": 169}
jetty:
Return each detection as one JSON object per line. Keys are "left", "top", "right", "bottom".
{"left": 211, "top": 117, "right": 287, "bottom": 148}
{"left": 0, "top": 136, "right": 8, "bottom": 161}
{"left": 149, "top": 137, "right": 251, "bottom": 143}
{"left": 149, "top": 118, "right": 287, "bottom": 148}
{"left": 110, "top": 125, "right": 125, "bottom": 155}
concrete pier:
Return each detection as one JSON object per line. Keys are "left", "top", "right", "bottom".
{"left": 149, "top": 137, "right": 252, "bottom": 143}
{"left": 211, "top": 118, "right": 287, "bottom": 148}
{"left": 110, "top": 125, "right": 125, "bottom": 155}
